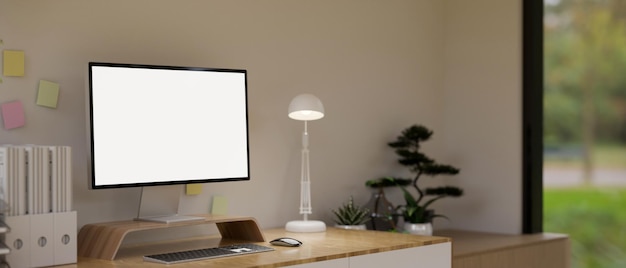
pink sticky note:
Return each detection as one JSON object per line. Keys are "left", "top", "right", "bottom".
{"left": 1, "top": 101, "right": 26, "bottom": 129}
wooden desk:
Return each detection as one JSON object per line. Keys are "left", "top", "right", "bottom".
{"left": 68, "top": 228, "right": 452, "bottom": 267}
{"left": 435, "top": 229, "right": 569, "bottom": 268}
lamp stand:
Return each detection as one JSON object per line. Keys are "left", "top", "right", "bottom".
{"left": 285, "top": 121, "right": 326, "bottom": 233}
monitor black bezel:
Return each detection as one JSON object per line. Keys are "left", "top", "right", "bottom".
{"left": 87, "top": 62, "right": 251, "bottom": 189}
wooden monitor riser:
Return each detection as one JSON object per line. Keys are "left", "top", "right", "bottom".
{"left": 77, "top": 214, "right": 264, "bottom": 260}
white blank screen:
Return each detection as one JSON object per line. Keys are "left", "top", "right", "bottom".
{"left": 89, "top": 64, "right": 249, "bottom": 187}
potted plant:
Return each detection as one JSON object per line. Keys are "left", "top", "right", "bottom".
{"left": 385, "top": 124, "right": 463, "bottom": 235}
{"left": 332, "top": 196, "right": 370, "bottom": 230}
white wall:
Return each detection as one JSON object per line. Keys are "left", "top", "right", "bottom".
{"left": 440, "top": 0, "right": 522, "bottom": 233}
{"left": 0, "top": 0, "right": 522, "bottom": 236}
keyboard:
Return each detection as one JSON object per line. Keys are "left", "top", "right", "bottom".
{"left": 143, "top": 243, "right": 275, "bottom": 264}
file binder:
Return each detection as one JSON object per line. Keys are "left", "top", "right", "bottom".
{"left": 29, "top": 213, "right": 55, "bottom": 267}
{"left": 14, "top": 147, "right": 26, "bottom": 216}
{"left": 5, "top": 215, "right": 31, "bottom": 268}
{"left": 22, "top": 146, "right": 34, "bottom": 216}
{"left": 53, "top": 211, "right": 77, "bottom": 265}
{"left": 0, "top": 147, "right": 10, "bottom": 212}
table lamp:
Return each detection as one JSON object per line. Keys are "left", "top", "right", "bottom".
{"left": 285, "top": 93, "right": 327, "bottom": 233}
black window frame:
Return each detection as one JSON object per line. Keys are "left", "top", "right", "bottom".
{"left": 522, "top": 0, "right": 544, "bottom": 234}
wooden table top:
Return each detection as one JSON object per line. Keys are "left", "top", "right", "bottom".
{"left": 435, "top": 229, "right": 568, "bottom": 258}
{"left": 65, "top": 227, "right": 451, "bottom": 267}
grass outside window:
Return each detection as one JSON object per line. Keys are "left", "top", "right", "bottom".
{"left": 544, "top": 187, "right": 626, "bottom": 268}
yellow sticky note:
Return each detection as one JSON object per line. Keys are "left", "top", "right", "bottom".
{"left": 185, "top": 184, "right": 202, "bottom": 195}
{"left": 211, "top": 196, "right": 228, "bottom": 215}
{"left": 3, "top": 50, "right": 25, "bottom": 77}
{"left": 36, "top": 80, "right": 60, "bottom": 108}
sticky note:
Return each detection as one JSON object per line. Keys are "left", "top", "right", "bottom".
{"left": 3, "top": 50, "right": 25, "bottom": 77}
{"left": 36, "top": 80, "right": 60, "bottom": 108}
{"left": 1, "top": 100, "right": 25, "bottom": 129}
{"left": 211, "top": 196, "right": 228, "bottom": 215}
{"left": 185, "top": 184, "right": 202, "bottom": 195}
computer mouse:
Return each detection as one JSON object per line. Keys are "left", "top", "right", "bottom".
{"left": 270, "top": 237, "right": 302, "bottom": 247}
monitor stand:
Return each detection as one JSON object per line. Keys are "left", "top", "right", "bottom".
{"left": 135, "top": 185, "right": 204, "bottom": 223}
{"left": 78, "top": 213, "right": 266, "bottom": 260}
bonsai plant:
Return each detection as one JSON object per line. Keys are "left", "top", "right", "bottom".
{"left": 365, "top": 177, "right": 411, "bottom": 188}
{"left": 385, "top": 124, "right": 463, "bottom": 231}
{"left": 332, "top": 196, "right": 370, "bottom": 230}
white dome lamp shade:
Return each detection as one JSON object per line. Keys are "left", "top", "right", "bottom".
{"left": 288, "top": 94, "right": 325, "bottom": 121}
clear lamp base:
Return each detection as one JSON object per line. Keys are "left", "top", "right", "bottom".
{"left": 285, "top": 220, "right": 327, "bottom": 233}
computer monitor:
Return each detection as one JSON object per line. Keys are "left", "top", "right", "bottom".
{"left": 87, "top": 62, "right": 250, "bottom": 222}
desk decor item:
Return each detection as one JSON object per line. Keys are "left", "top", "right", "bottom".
{"left": 385, "top": 124, "right": 464, "bottom": 235}
{"left": 285, "top": 93, "right": 327, "bottom": 233}
{"left": 332, "top": 196, "right": 369, "bottom": 230}
{"left": 363, "top": 177, "right": 410, "bottom": 231}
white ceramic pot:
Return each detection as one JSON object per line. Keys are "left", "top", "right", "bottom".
{"left": 334, "top": 224, "right": 367, "bottom": 230}
{"left": 403, "top": 222, "right": 433, "bottom": 236}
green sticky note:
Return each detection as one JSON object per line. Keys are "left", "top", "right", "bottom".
{"left": 36, "top": 80, "right": 60, "bottom": 108}
{"left": 3, "top": 50, "right": 25, "bottom": 77}
{"left": 211, "top": 196, "right": 228, "bottom": 215}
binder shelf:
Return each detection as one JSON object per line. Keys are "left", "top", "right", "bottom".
{"left": 5, "top": 211, "right": 77, "bottom": 267}
{"left": 77, "top": 214, "right": 265, "bottom": 260}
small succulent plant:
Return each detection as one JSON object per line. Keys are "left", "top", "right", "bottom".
{"left": 332, "top": 196, "right": 370, "bottom": 226}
